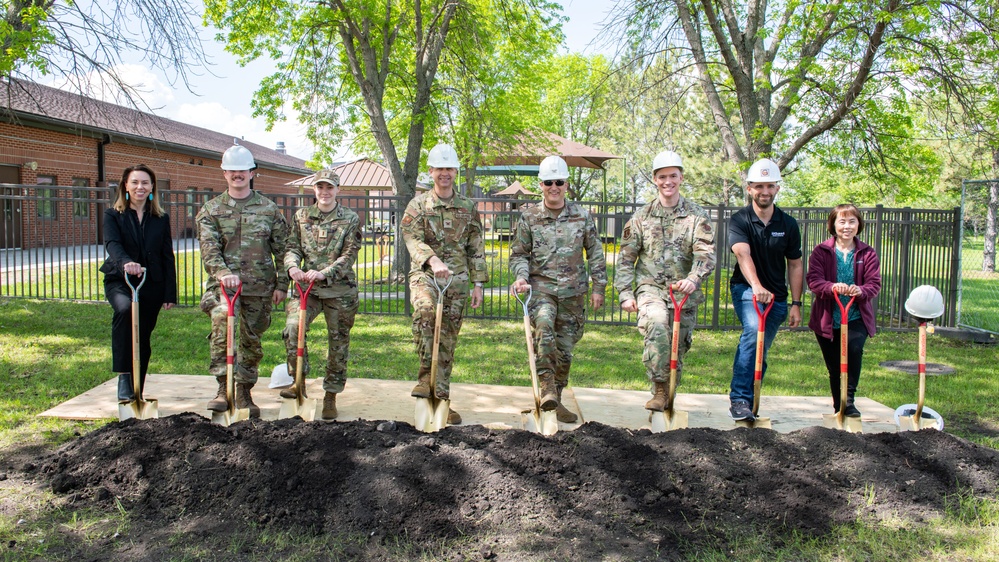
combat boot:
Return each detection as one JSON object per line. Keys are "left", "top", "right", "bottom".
{"left": 279, "top": 386, "right": 301, "bottom": 399}
{"left": 322, "top": 392, "right": 338, "bottom": 420}
{"left": 539, "top": 375, "right": 558, "bottom": 411}
{"left": 411, "top": 372, "right": 432, "bottom": 398}
{"left": 645, "top": 382, "right": 668, "bottom": 412}
{"left": 555, "top": 387, "right": 578, "bottom": 423}
{"left": 117, "top": 373, "right": 135, "bottom": 404}
{"left": 235, "top": 382, "right": 261, "bottom": 418}
{"left": 206, "top": 376, "right": 228, "bottom": 412}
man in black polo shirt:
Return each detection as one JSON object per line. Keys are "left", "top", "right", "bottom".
{"left": 727, "top": 158, "right": 804, "bottom": 421}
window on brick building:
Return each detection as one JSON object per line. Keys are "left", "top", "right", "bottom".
{"left": 72, "top": 178, "right": 90, "bottom": 218}
{"left": 186, "top": 187, "right": 197, "bottom": 218}
{"left": 36, "top": 175, "right": 57, "bottom": 219}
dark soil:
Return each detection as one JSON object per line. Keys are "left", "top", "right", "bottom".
{"left": 15, "top": 414, "right": 999, "bottom": 560}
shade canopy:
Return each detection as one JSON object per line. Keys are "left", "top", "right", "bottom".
{"left": 484, "top": 131, "right": 621, "bottom": 170}
{"left": 286, "top": 158, "right": 393, "bottom": 191}
{"left": 492, "top": 181, "right": 537, "bottom": 197}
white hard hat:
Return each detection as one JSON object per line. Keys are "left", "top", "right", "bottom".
{"left": 268, "top": 363, "right": 294, "bottom": 389}
{"left": 427, "top": 144, "right": 460, "bottom": 168}
{"left": 221, "top": 144, "right": 256, "bottom": 171}
{"left": 905, "top": 285, "right": 944, "bottom": 320}
{"left": 652, "top": 150, "right": 683, "bottom": 173}
{"left": 538, "top": 155, "right": 570, "bottom": 181}
{"left": 746, "top": 158, "right": 781, "bottom": 183}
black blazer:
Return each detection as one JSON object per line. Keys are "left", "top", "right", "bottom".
{"left": 100, "top": 207, "right": 178, "bottom": 303}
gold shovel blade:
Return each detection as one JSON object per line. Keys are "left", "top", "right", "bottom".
{"left": 823, "top": 412, "right": 863, "bottom": 433}
{"left": 279, "top": 397, "right": 317, "bottom": 422}
{"left": 649, "top": 409, "right": 688, "bottom": 432}
{"left": 211, "top": 407, "right": 250, "bottom": 426}
{"left": 735, "top": 416, "right": 771, "bottom": 429}
{"left": 522, "top": 408, "right": 559, "bottom": 436}
{"left": 118, "top": 398, "right": 159, "bottom": 421}
{"left": 415, "top": 397, "right": 449, "bottom": 433}
{"left": 898, "top": 415, "right": 942, "bottom": 431}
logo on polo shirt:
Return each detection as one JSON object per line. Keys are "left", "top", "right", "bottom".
{"left": 771, "top": 231, "right": 785, "bottom": 237}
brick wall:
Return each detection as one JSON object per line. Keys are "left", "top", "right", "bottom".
{"left": 1, "top": 122, "right": 308, "bottom": 249}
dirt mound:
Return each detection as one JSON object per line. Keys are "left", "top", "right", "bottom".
{"left": 26, "top": 413, "right": 999, "bottom": 559}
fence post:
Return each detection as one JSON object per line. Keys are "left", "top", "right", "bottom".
{"left": 711, "top": 204, "right": 727, "bottom": 329}
{"left": 948, "top": 206, "right": 962, "bottom": 327}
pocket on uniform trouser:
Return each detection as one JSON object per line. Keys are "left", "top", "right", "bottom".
{"left": 200, "top": 291, "right": 219, "bottom": 315}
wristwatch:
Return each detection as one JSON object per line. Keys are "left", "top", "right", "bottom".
{"left": 791, "top": 300, "right": 803, "bottom": 307}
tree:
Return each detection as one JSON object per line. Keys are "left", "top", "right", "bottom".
{"left": 206, "top": 0, "right": 464, "bottom": 199}
{"left": 439, "top": 0, "right": 562, "bottom": 195}
{"left": 609, "top": 0, "right": 999, "bottom": 180}
{"left": 2, "top": 0, "right": 208, "bottom": 107}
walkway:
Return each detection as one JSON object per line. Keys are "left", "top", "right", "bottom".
{"left": 40, "top": 375, "right": 903, "bottom": 433}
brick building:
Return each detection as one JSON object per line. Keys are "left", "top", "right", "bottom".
{"left": 1, "top": 79, "right": 311, "bottom": 249}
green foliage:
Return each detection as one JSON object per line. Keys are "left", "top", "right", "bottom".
{"left": 0, "top": 2, "right": 54, "bottom": 76}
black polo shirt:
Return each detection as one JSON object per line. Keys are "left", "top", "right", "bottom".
{"left": 728, "top": 205, "right": 802, "bottom": 301}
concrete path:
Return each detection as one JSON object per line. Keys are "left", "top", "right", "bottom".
{"left": 40, "top": 375, "right": 902, "bottom": 433}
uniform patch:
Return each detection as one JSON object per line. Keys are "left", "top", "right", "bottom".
{"left": 402, "top": 215, "right": 414, "bottom": 226}
{"left": 622, "top": 224, "right": 632, "bottom": 239}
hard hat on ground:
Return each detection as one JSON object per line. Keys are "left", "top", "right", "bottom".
{"left": 268, "top": 363, "right": 293, "bottom": 389}
{"left": 746, "top": 158, "right": 781, "bottom": 183}
{"left": 313, "top": 168, "right": 340, "bottom": 187}
{"left": 538, "top": 155, "right": 570, "bottom": 181}
{"left": 652, "top": 151, "right": 683, "bottom": 174}
{"left": 221, "top": 144, "right": 256, "bottom": 171}
{"left": 905, "top": 285, "right": 944, "bottom": 320}
{"left": 427, "top": 144, "right": 460, "bottom": 168}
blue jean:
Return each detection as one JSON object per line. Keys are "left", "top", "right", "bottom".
{"left": 730, "top": 283, "right": 788, "bottom": 403}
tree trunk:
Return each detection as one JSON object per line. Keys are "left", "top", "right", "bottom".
{"left": 983, "top": 148, "right": 998, "bottom": 273}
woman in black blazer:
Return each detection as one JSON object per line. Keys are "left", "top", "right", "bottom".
{"left": 100, "top": 164, "right": 177, "bottom": 402}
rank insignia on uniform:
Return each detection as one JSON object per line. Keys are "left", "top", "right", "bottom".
{"left": 443, "top": 219, "right": 453, "bottom": 229}
{"left": 317, "top": 228, "right": 328, "bottom": 241}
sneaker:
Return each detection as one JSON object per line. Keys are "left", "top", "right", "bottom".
{"left": 843, "top": 404, "right": 862, "bottom": 418}
{"left": 729, "top": 400, "right": 755, "bottom": 421}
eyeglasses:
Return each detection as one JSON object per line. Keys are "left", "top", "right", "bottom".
{"left": 542, "top": 180, "right": 566, "bottom": 187}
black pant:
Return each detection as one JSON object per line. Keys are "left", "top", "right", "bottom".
{"left": 815, "top": 318, "right": 869, "bottom": 410}
{"left": 105, "top": 280, "right": 165, "bottom": 377}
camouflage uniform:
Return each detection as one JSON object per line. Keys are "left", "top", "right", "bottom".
{"left": 197, "top": 191, "right": 289, "bottom": 384}
{"left": 615, "top": 196, "right": 715, "bottom": 385}
{"left": 283, "top": 203, "right": 361, "bottom": 393}
{"left": 401, "top": 190, "right": 488, "bottom": 398}
{"left": 508, "top": 202, "right": 607, "bottom": 390}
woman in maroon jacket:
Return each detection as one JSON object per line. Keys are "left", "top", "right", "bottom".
{"left": 806, "top": 204, "right": 882, "bottom": 417}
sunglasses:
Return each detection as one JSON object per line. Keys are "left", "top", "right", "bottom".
{"left": 542, "top": 180, "right": 566, "bottom": 187}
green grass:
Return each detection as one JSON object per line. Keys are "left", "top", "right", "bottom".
{"left": 2, "top": 296, "right": 999, "bottom": 561}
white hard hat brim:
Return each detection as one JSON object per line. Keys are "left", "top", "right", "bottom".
{"left": 268, "top": 363, "right": 294, "bottom": 388}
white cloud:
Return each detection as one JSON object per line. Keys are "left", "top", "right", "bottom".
{"left": 170, "top": 101, "right": 315, "bottom": 161}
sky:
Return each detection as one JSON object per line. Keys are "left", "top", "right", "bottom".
{"left": 69, "top": 0, "right": 620, "bottom": 164}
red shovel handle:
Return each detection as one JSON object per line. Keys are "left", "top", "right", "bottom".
{"left": 751, "top": 295, "right": 774, "bottom": 382}
{"left": 668, "top": 285, "right": 689, "bottom": 369}
{"left": 221, "top": 281, "right": 242, "bottom": 316}
{"left": 295, "top": 280, "right": 315, "bottom": 311}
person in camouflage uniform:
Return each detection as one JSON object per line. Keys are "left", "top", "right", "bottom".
{"left": 509, "top": 155, "right": 606, "bottom": 423}
{"left": 401, "top": 143, "right": 487, "bottom": 425}
{"left": 279, "top": 169, "right": 361, "bottom": 420}
{"left": 197, "top": 144, "right": 289, "bottom": 418}
{"left": 615, "top": 151, "right": 716, "bottom": 412}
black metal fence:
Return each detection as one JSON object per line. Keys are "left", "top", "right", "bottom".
{"left": 1, "top": 184, "right": 964, "bottom": 331}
